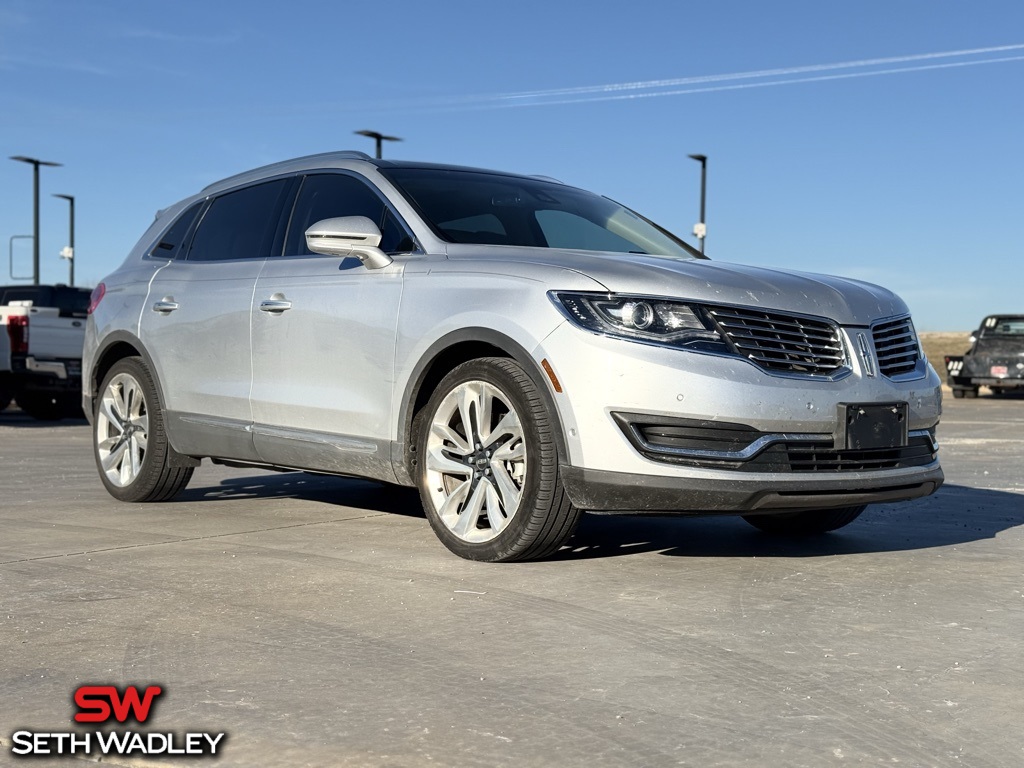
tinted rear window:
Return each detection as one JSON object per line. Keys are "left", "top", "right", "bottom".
{"left": 187, "top": 180, "right": 289, "bottom": 262}
{"left": 0, "top": 285, "right": 89, "bottom": 317}
{"left": 149, "top": 202, "right": 205, "bottom": 260}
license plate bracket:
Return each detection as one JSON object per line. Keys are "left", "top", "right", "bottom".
{"left": 836, "top": 402, "right": 908, "bottom": 450}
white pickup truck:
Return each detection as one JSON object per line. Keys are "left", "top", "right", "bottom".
{"left": 0, "top": 284, "right": 90, "bottom": 420}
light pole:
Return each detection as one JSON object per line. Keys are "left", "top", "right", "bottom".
{"left": 688, "top": 153, "right": 707, "bottom": 254}
{"left": 10, "top": 156, "right": 62, "bottom": 285}
{"left": 354, "top": 130, "right": 402, "bottom": 159}
{"left": 53, "top": 194, "right": 75, "bottom": 287}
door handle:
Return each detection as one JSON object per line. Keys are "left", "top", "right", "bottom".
{"left": 152, "top": 300, "right": 179, "bottom": 314}
{"left": 259, "top": 299, "right": 293, "bottom": 313}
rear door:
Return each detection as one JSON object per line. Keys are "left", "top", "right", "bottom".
{"left": 250, "top": 172, "right": 412, "bottom": 478}
{"left": 140, "top": 179, "right": 293, "bottom": 461}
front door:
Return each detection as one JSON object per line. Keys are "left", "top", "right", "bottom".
{"left": 249, "top": 172, "right": 412, "bottom": 479}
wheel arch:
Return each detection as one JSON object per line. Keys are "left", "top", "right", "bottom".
{"left": 89, "top": 332, "right": 166, "bottom": 419}
{"left": 393, "top": 328, "right": 568, "bottom": 486}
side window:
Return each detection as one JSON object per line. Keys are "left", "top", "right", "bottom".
{"left": 187, "top": 180, "right": 289, "bottom": 262}
{"left": 149, "top": 202, "right": 204, "bottom": 260}
{"left": 285, "top": 174, "right": 410, "bottom": 255}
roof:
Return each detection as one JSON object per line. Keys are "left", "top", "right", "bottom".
{"left": 201, "top": 151, "right": 564, "bottom": 195}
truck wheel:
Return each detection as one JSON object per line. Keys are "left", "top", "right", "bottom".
{"left": 16, "top": 392, "right": 66, "bottom": 421}
{"left": 951, "top": 389, "right": 965, "bottom": 399}
{"left": 0, "top": 389, "right": 11, "bottom": 412}
{"left": 94, "top": 357, "right": 193, "bottom": 502}
{"left": 416, "top": 357, "right": 580, "bottom": 562}
{"left": 743, "top": 506, "right": 866, "bottom": 535}
{"left": 963, "top": 387, "right": 978, "bottom": 399}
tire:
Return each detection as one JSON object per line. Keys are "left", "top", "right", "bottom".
{"left": 951, "top": 388, "right": 965, "bottom": 399}
{"left": 415, "top": 357, "right": 580, "bottom": 562}
{"left": 743, "top": 505, "right": 866, "bottom": 535}
{"left": 963, "top": 387, "right": 978, "bottom": 399}
{"left": 93, "top": 356, "right": 193, "bottom": 502}
{"left": 0, "top": 389, "right": 12, "bottom": 412}
{"left": 16, "top": 391, "right": 66, "bottom": 421}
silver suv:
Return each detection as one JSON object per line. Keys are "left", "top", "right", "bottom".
{"left": 83, "top": 151, "right": 944, "bottom": 561}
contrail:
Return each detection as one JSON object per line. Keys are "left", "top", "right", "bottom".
{"left": 491, "top": 42, "right": 1024, "bottom": 102}
{"left": 486, "top": 54, "right": 1024, "bottom": 109}
{"left": 378, "top": 43, "right": 1024, "bottom": 112}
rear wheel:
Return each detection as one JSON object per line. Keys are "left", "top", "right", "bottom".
{"left": 743, "top": 505, "right": 866, "bottom": 535}
{"left": 0, "top": 388, "right": 12, "bottom": 412}
{"left": 94, "top": 357, "right": 193, "bottom": 502}
{"left": 415, "top": 357, "right": 580, "bottom": 562}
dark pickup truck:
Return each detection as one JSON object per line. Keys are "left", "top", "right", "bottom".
{"left": 946, "top": 315, "right": 1024, "bottom": 398}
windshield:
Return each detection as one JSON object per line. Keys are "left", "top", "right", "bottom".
{"left": 380, "top": 168, "right": 704, "bottom": 259}
{"left": 981, "top": 317, "right": 1024, "bottom": 336}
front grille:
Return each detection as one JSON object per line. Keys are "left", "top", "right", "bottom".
{"left": 615, "top": 413, "right": 938, "bottom": 473}
{"left": 872, "top": 317, "right": 920, "bottom": 377}
{"left": 784, "top": 433, "right": 937, "bottom": 472}
{"left": 707, "top": 306, "right": 845, "bottom": 376}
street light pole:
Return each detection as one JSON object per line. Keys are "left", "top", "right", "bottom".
{"left": 54, "top": 194, "right": 75, "bottom": 286}
{"left": 354, "top": 130, "right": 403, "bottom": 159}
{"left": 687, "top": 153, "right": 707, "bottom": 254}
{"left": 10, "top": 156, "right": 62, "bottom": 285}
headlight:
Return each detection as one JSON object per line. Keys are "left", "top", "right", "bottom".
{"left": 550, "top": 291, "right": 731, "bottom": 353}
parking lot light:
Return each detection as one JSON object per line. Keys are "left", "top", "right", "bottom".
{"left": 10, "top": 156, "right": 62, "bottom": 285}
{"left": 688, "top": 153, "right": 707, "bottom": 254}
{"left": 354, "top": 130, "right": 403, "bottom": 159}
{"left": 53, "top": 194, "right": 75, "bottom": 287}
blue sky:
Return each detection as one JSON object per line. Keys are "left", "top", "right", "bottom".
{"left": 2, "top": 0, "right": 1022, "bottom": 331}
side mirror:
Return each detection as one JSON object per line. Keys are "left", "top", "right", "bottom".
{"left": 305, "top": 216, "right": 393, "bottom": 270}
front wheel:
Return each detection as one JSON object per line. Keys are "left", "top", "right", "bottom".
{"left": 743, "top": 505, "right": 866, "bottom": 535}
{"left": 415, "top": 357, "right": 580, "bottom": 562}
{"left": 94, "top": 357, "right": 193, "bottom": 502}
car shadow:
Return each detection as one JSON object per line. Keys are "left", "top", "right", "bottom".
{"left": 181, "top": 472, "right": 426, "bottom": 518}
{"left": 182, "top": 474, "right": 1022, "bottom": 559}
{"left": 557, "top": 483, "right": 1024, "bottom": 560}
{"left": 0, "top": 408, "right": 88, "bottom": 428}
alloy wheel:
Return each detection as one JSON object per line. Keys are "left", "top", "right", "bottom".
{"left": 424, "top": 380, "right": 527, "bottom": 543}
{"left": 96, "top": 372, "right": 149, "bottom": 487}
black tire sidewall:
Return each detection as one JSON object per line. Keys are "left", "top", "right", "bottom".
{"left": 94, "top": 357, "right": 170, "bottom": 502}
{"left": 417, "top": 358, "right": 555, "bottom": 562}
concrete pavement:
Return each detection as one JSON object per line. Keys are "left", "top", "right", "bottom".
{"left": 1, "top": 395, "right": 1022, "bottom": 767}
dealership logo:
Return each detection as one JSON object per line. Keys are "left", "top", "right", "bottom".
{"left": 74, "top": 684, "right": 163, "bottom": 723}
{"left": 8, "top": 684, "right": 226, "bottom": 758}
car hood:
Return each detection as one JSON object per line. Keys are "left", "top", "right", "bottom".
{"left": 443, "top": 245, "right": 909, "bottom": 326}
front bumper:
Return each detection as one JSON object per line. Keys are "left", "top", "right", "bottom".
{"left": 561, "top": 463, "right": 943, "bottom": 513}
{"left": 538, "top": 321, "right": 944, "bottom": 510}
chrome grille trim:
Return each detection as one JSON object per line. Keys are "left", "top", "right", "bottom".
{"left": 708, "top": 306, "right": 846, "bottom": 376}
{"left": 872, "top": 317, "right": 920, "bottom": 378}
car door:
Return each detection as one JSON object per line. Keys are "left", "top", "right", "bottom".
{"left": 250, "top": 172, "right": 413, "bottom": 479}
{"left": 140, "top": 178, "right": 293, "bottom": 461}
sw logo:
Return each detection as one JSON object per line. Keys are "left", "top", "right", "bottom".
{"left": 74, "top": 684, "right": 163, "bottom": 723}
{"left": 8, "top": 684, "right": 225, "bottom": 758}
